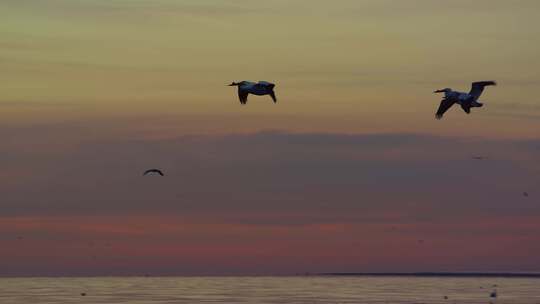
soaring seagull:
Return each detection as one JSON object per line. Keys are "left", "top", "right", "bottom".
{"left": 143, "top": 169, "right": 164, "bottom": 176}
{"left": 434, "top": 81, "right": 496, "bottom": 119}
{"left": 229, "top": 81, "right": 277, "bottom": 104}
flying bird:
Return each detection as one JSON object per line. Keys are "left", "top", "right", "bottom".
{"left": 229, "top": 81, "right": 277, "bottom": 104}
{"left": 434, "top": 81, "right": 496, "bottom": 119}
{"left": 143, "top": 169, "right": 164, "bottom": 176}
{"left": 472, "top": 156, "right": 488, "bottom": 160}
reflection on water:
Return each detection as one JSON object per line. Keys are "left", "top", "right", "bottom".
{"left": 0, "top": 276, "right": 539, "bottom": 304}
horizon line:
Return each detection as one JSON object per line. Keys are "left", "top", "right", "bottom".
{"left": 319, "top": 272, "right": 540, "bottom": 278}
{"left": 2, "top": 272, "right": 540, "bottom": 279}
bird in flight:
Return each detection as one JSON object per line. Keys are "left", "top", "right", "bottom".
{"left": 229, "top": 81, "right": 277, "bottom": 104}
{"left": 434, "top": 81, "right": 496, "bottom": 119}
{"left": 143, "top": 169, "right": 164, "bottom": 176}
{"left": 472, "top": 156, "right": 489, "bottom": 160}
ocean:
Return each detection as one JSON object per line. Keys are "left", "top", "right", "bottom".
{"left": 0, "top": 276, "right": 538, "bottom": 304}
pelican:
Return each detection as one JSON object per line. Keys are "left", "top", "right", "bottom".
{"left": 143, "top": 169, "right": 164, "bottom": 176}
{"left": 434, "top": 81, "right": 496, "bottom": 119}
{"left": 229, "top": 81, "right": 277, "bottom": 104}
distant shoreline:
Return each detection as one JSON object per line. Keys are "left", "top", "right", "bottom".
{"left": 319, "top": 272, "right": 540, "bottom": 278}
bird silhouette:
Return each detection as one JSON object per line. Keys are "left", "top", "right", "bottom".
{"left": 434, "top": 81, "right": 496, "bottom": 119}
{"left": 229, "top": 81, "right": 277, "bottom": 104}
{"left": 143, "top": 169, "right": 164, "bottom": 176}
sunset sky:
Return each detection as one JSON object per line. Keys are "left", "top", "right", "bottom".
{"left": 1, "top": 0, "right": 540, "bottom": 276}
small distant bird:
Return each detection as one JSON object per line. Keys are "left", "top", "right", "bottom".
{"left": 229, "top": 81, "right": 277, "bottom": 104}
{"left": 472, "top": 156, "right": 488, "bottom": 160}
{"left": 490, "top": 290, "right": 497, "bottom": 298}
{"left": 80, "top": 293, "right": 87, "bottom": 296}
{"left": 143, "top": 169, "right": 164, "bottom": 176}
{"left": 523, "top": 192, "right": 529, "bottom": 197}
{"left": 434, "top": 81, "right": 496, "bottom": 119}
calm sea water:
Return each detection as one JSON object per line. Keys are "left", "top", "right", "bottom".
{"left": 0, "top": 276, "right": 538, "bottom": 304}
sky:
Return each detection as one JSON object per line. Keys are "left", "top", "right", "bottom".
{"left": 1, "top": 0, "right": 540, "bottom": 276}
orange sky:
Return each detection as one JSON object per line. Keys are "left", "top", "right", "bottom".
{"left": 1, "top": 0, "right": 540, "bottom": 275}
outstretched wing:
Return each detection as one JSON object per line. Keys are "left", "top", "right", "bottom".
{"left": 435, "top": 98, "right": 456, "bottom": 119}
{"left": 143, "top": 169, "right": 164, "bottom": 176}
{"left": 269, "top": 90, "right": 277, "bottom": 103}
{"left": 469, "top": 81, "right": 496, "bottom": 100}
{"left": 238, "top": 88, "right": 248, "bottom": 104}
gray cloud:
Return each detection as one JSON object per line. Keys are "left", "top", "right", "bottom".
{"left": 1, "top": 124, "right": 538, "bottom": 224}
{"left": 1, "top": 123, "right": 540, "bottom": 275}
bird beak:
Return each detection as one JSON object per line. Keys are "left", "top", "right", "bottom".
{"left": 434, "top": 89, "right": 443, "bottom": 93}
{"left": 228, "top": 82, "right": 236, "bottom": 86}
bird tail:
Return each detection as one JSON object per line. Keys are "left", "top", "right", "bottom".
{"left": 472, "top": 101, "right": 483, "bottom": 108}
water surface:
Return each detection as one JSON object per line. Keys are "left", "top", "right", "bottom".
{"left": 1, "top": 276, "right": 539, "bottom": 304}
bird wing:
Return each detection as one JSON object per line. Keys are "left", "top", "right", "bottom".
{"left": 435, "top": 98, "right": 456, "bottom": 119}
{"left": 469, "top": 81, "right": 496, "bottom": 100}
{"left": 269, "top": 90, "right": 277, "bottom": 103}
{"left": 238, "top": 88, "right": 248, "bottom": 104}
{"left": 144, "top": 169, "right": 164, "bottom": 176}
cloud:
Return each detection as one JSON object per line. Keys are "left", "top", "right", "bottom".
{"left": 1, "top": 122, "right": 539, "bottom": 275}
{"left": 1, "top": 213, "right": 539, "bottom": 276}
{"left": 1, "top": 125, "right": 538, "bottom": 220}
